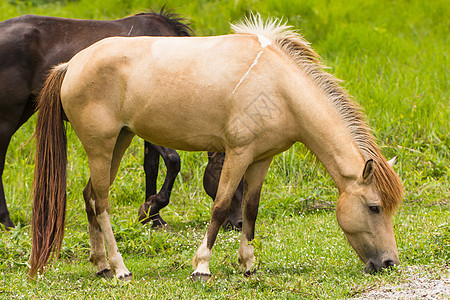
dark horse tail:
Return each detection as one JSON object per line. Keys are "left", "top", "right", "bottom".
{"left": 29, "top": 63, "right": 68, "bottom": 278}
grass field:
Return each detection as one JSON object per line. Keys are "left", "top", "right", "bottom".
{"left": 0, "top": 0, "right": 449, "bottom": 298}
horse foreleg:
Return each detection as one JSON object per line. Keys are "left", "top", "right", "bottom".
{"left": 238, "top": 157, "right": 273, "bottom": 276}
{"left": 191, "top": 151, "right": 251, "bottom": 281}
{"left": 203, "top": 152, "right": 244, "bottom": 231}
{"left": 143, "top": 141, "right": 159, "bottom": 199}
{"left": 140, "top": 143, "right": 180, "bottom": 229}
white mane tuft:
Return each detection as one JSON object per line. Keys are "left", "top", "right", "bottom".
{"left": 231, "top": 13, "right": 291, "bottom": 48}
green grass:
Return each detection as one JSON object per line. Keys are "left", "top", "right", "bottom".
{"left": 0, "top": 0, "right": 449, "bottom": 298}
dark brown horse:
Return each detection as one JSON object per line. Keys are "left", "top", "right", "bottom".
{"left": 0, "top": 9, "right": 188, "bottom": 229}
{"left": 0, "top": 10, "right": 243, "bottom": 230}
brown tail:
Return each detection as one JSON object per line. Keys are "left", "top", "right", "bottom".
{"left": 29, "top": 63, "right": 68, "bottom": 277}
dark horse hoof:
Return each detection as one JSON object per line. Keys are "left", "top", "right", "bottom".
{"left": 138, "top": 197, "right": 170, "bottom": 230}
{"left": 96, "top": 268, "right": 113, "bottom": 278}
{"left": 0, "top": 214, "right": 15, "bottom": 230}
{"left": 138, "top": 201, "right": 152, "bottom": 224}
{"left": 190, "top": 272, "right": 211, "bottom": 282}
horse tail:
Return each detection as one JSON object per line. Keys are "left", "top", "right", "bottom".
{"left": 29, "top": 63, "right": 68, "bottom": 278}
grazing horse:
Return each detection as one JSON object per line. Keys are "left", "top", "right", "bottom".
{"left": 30, "top": 14, "right": 403, "bottom": 280}
{"left": 0, "top": 10, "right": 192, "bottom": 229}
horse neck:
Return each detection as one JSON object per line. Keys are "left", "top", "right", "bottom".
{"left": 120, "top": 14, "right": 185, "bottom": 37}
{"left": 288, "top": 76, "right": 366, "bottom": 193}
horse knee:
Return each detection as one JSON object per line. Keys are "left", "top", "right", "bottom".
{"left": 166, "top": 150, "right": 181, "bottom": 173}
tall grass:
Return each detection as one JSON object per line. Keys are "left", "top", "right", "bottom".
{"left": 0, "top": 0, "right": 448, "bottom": 298}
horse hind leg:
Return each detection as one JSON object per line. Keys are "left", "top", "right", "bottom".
{"left": 0, "top": 146, "right": 14, "bottom": 229}
{"left": 83, "top": 179, "right": 111, "bottom": 277}
{"left": 139, "top": 143, "right": 180, "bottom": 229}
{"left": 0, "top": 70, "right": 34, "bottom": 229}
{"left": 83, "top": 127, "right": 135, "bottom": 280}
{"left": 238, "top": 157, "right": 273, "bottom": 276}
{"left": 0, "top": 94, "right": 34, "bottom": 229}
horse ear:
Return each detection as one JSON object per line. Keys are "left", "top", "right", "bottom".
{"left": 362, "top": 159, "right": 374, "bottom": 183}
{"left": 387, "top": 156, "right": 398, "bottom": 167}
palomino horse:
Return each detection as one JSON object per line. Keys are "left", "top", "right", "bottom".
{"left": 31, "top": 14, "right": 403, "bottom": 280}
{"left": 0, "top": 10, "right": 243, "bottom": 231}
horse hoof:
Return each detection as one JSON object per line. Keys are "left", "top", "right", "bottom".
{"left": 138, "top": 202, "right": 151, "bottom": 224}
{"left": 117, "top": 272, "right": 133, "bottom": 281}
{"left": 190, "top": 272, "right": 211, "bottom": 282}
{"left": 96, "top": 268, "right": 113, "bottom": 278}
{"left": 244, "top": 269, "right": 257, "bottom": 277}
{"left": 0, "top": 215, "right": 15, "bottom": 230}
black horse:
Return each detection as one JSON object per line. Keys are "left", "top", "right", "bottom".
{"left": 0, "top": 10, "right": 243, "bottom": 230}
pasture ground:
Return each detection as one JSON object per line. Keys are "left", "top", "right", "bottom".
{"left": 0, "top": 0, "right": 448, "bottom": 298}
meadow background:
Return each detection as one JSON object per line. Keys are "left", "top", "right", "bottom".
{"left": 0, "top": 0, "right": 448, "bottom": 298}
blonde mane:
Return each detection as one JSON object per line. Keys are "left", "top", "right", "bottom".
{"left": 231, "top": 14, "right": 404, "bottom": 211}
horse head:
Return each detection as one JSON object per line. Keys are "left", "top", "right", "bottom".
{"left": 336, "top": 157, "right": 400, "bottom": 273}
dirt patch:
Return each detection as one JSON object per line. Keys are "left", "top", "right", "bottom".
{"left": 350, "top": 265, "right": 450, "bottom": 299}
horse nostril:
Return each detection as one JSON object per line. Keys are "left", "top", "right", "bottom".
{"left": 382, "top": 259, "right": 395, "bottom": 268}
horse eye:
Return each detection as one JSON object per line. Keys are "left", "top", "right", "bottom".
{"left": 369, "top": 206, "right": 380, "bottom": 213}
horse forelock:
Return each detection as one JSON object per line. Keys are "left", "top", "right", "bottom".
{"left": 231, "top": 13, "right": 404, "bottom": 211}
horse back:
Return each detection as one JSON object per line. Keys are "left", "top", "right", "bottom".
{"left": 61, "top": 35, "right": 296, "bottom": 153}
{"left": 0, "top": 13, "right": 188, "bottom": 96}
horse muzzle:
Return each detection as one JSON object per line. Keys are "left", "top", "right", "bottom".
{"left": 364, "top": 257, "right": 399, "bottom": 273}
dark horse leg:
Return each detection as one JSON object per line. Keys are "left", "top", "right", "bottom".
{"left": 0, "top": 80, "right": 35, "bottom": 229}
{"left": 138, "top": 141, "right": 181, "bottom": 229}
{"left": 203, "top": 152, "right": 243, "bottom": 231}
{"left": 0, "top": 140, "right": 14, "bottom": 229}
